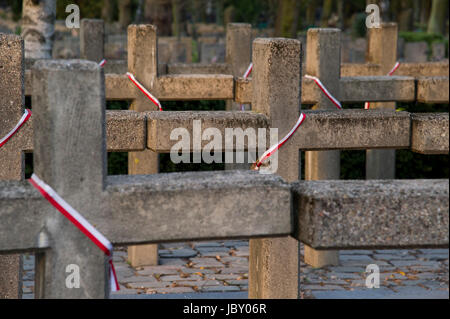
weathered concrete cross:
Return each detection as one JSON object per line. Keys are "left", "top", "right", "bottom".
{"left": 0, "top": 34, "right": 291, "bottom": 298}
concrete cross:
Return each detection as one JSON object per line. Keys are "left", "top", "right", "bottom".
{"left": 1, "top": 33, "right": 448, "bottom": 299}
{"left": 0, "top": 34, "right": 291, "bottom": 298}
{"left": 0, "top": 33, "right": 26, "bottom": 299}
{"left": 79, "top": 21, "right": 252, "bottom": 267}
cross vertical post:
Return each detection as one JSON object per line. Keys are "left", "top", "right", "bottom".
{"left": 366, "top": 23, "right": 398, "bottom": 179}
{"left": 80, "top": 19, "right": 105, "bottom": 63}
{"left": 32, "top": 60, "right": 108, "bottom": 298}
{"left": 226, "top": 23, "right": 252, "bottom": 111}
{"left": 127, "top": 25, "right": 160, "bottom": 267}
{"left": 249, "top": 38, "right": 302, "bottom": 299}
{"left": 225, "top": 23, "right": 252, "bottom": 169}
{"left": 0, "top": 34, "right": 25, "bottom": 299}
{"left": 303, "top": 28, "right": 341, "bottom": 268}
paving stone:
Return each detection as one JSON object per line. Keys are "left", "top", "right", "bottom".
{"left": 159, "top": 248, "right": 198, "bottom": 258}
{"left": 223, "top": 241, "right": 249, "bottom": 247}
{"left": 154, "top": 287, "right": 195, "bottom": 294}
{"left": 115, "top": 267, "right": 135, "bottom": 278}
{"left": 219, "top": 267, "right": 248, "bottom": 274}
{"left": 199, "top": 251, "right": 231, "bottom": 257}
{"left": 225, "top": 279, "right": 249, "bottom": 286}
{"left": 22, "top": 294, "right": 34, "bottom": 299}
{"left": 326, "top": 273, "right": 363, "bottom": 280}
{"left": 23, "top": 263, "right": 34, "bottom": 271}
{"left": 374, "top": 254, "right": 415, "bottom": 260}
{"left": 161, "top": 243, "right": 190, "bottom": 249}
{"left": 195, "top": 247, "right": 230, "bottom": 253}
{"left": 192, "top": 242, "right": 223, "bottom": 248}
{"left": 200, "top": 285, "right": 241, "bottom": 292}
{"left": 137, "top": 266, "right": 179, "bottom": 276}
{"left": 233, "top": 250, "right": 250, "bottom": 257}
{"left": 22, "top": 287, "right": 32, "bottom": 294}
{"left": 159, "top": 258, "right": 188, "bottom": 266}
{"left": 160, "top": 274, "right": 202, "bottom": 282}
{"left": 179, "top": 267, "right": 216, "bottom": 275}
{"left": 114, "top": 251, "right": 128, "bottom": 258}
{"left": 419, "top": 249, "right": 449, "bottom": 255}
{"left": 340, "top": 250, "right": 375, "bottom": 255}
{"left": 302, "top": 285, "right": 346, "bottom": 291}
{"left": 177, "top": 280, "right": 222, "bottom": 287}
{"left": 381, "top": 272, "right": 408, "bottom": 280}
{"left": 205, "top": 274, "right": 243, "bottom": 280}
{"left": 306, "top": 279, "right": 349, "bottom": 285}
{"left": 127, "top": 281, "right": 168, "bottom": 289}
{"left": 119, "top": 275, "right": 158, "bottom": 284}
{"left": 190, "top": 258, "right": 224, "bottom": 268}
{"left": 220, "top": 256, "right": 248, "bottom": 265}
{"left": 112, "top": 286, "right": 142, "bottom": 295}
{"left": 375, "top": 250, "right": 413, "bottom": 255}
{"left": 390, "top": 260, "right": 441, "bottom": 267}
{"left": 417, "top": 254, "right": 449, "bottom": 261}
{"left": 327, "top": 266, "right": 365, "bottom": 273}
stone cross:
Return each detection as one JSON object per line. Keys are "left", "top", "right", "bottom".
{"left": 0, "top": 34, "right": 25, "bottom": 299}
{"left": 0, "top": 34, "right": 291, "bottom": 298}
{"left": 303, "top": 29, "right": 341, "bottom": 268}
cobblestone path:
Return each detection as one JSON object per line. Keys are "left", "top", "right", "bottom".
{"left": 21, "top": 241, "right": 448, "bottom": 299}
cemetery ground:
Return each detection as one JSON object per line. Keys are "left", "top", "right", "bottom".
{"left": 21, "top": 241, "right": 449, "bottom": 299}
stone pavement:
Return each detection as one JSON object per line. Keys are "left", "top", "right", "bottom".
{"left": 21, "top": 242, "right": 448, "bottom": 299}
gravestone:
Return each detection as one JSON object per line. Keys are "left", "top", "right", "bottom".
{"left": 432, "top": 42, "right": 446, "bottom": 61}
{"left": 200, "top": 43, "right": 226, "bottom": 63}
{"left": 404, "top": 42, "right": 429, "bottom": 62}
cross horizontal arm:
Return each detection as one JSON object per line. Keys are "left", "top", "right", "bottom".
{"left": 235, "top": 75, "right": 449, "bottom": 104}
{"left": 0, "top": 180, "right": 49, "bottom": 253}
{"left": 0, "top": 171, "right": 291, "bottom": 252}
{"left": 293, "top": 179, "right": 449, "bottom": 249}
{"left": 340, "top": 63, "right": 381, "bottom": 77}
{"left": 146, "top": 111, "right": 269, "bottom": 152}
{"left": 338, "top": 76, "right": 415, "bottom": 102}
{"left": 417, "top": 77, "right": 450, "bottom": 103}
{"left": 396, "top": 62, "right": 449, "bottom": 77}
{"left": 412, "top": 113, "right": 449, "bottom": 154}
{"left": 289, "top": 110, "right": 421, "bottom": 152}
{"left": 10, "top": 110, "right": 146, "bottom": 153}
{"left": 167, "top": 63, "right": 231, "bottom": 75}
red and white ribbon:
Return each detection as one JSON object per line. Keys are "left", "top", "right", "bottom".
{"left": 243, "top": 62, "right": 253, "bottom": 79}
{"left": 240, "top": 63, "right": 253, "bottom": 111}
{"left": 365, "top": 61, "right": 400, "bottom": 110}
{"left": 0, "top": 109, "right": 32, "bottom": 149}
{"left": 29, "top": 174, "right": 120, "bottom": 292}
{"left": 252, "top": 113, "right": 306, "bottom": 170}
{"left": 305, "top": 75, "right": 342, "bottom": 109}
{"left": 98, "top": 59, "right": 107, "bottom": 68}
{"left": 127, "top": 72, "right": 163, "bottom": 111}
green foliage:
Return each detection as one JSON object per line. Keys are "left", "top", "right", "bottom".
{"left": 224, "top": 0, "right": 275, "bottom": 28}
{"left": 56, "top": 0, "right": 103, "bottom": 20}
{"left": 399, "top": 31, "right": 446, "bottom": 44}
{"left": 351, "top": 12, "right": 367, "bottom": 38}
{"left": 6, "top": 0, "right": 22, "bottom": 21}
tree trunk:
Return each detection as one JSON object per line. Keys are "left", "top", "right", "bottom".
{"left": 102, "top": 0, "right": 115, "bottom": 23}
{"left": 144, "top": 0, "right": 173, "bottom": 36}
{"left": 119, "top": 0, "right": 133, "bottom": 30}
{"left": 21, "top": 0, "right": 56, "bottom": 59}
{"left": 275, "top": 0, "right": 298, "bottom": 38}
{"left": 172, "top": 0, "right": 187, "bottom": 37}
{"left": 306, "top": 0, "right": 317, "bottom": 26}
{"left": 398, "top": 0, "right": 414, "bottom": 31}
{"left": 427, "top": 0, "right": 449, "bottom": 35}
{"left": 320, "top": 0, "right": 333, "bottom": 28}
{"left": 420, "top": 0, "right": 432, "bottom": 26}
{"left": 135, "top": 0, "right": 145, "bottom": 23}
{"left": 337, "top": 0, "right": 344, "bottom": 30}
